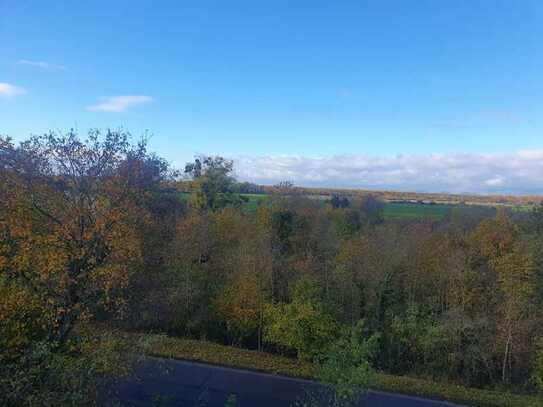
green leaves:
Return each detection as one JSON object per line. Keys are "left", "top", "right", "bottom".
{"left": 312, "top": 321, "right": 378, "bottom": 407}
{"left": 185, "top": 155, "right": 245, "bottom": 212}
{"left": 264, "top": 279, "right": 337, "bottom": 360}
{"left": 0, "top": 330, "right": 134, "bottom": 407}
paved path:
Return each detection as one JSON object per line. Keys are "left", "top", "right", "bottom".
{"left": 116, "top": 357, "right": 465, "bottom": 407}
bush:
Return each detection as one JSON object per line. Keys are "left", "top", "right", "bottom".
{"left": 264, "top": 279, "right": 337, "bottom": 360}
{"left": 0, "top": 275, "right": 53, "bottom": 359}
{"left": 0, "top": 329, "right": 134, "bottom": 406}
{"left": 0, "top": 272, "right": 135, "bottom": 406}
{"left": 310, "top": 321, "right": 379, "bottom": 407}
{"left": 215, "top": 272, "right": 264, "bottom": 346}
{"left": 388, "top": 304, "right": 453, "bottom": 378}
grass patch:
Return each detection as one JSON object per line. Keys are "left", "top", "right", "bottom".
{"left": 371, "top": 375, "right": 542, "bottom": 407}
{"left": 383, "top": 203, "right": 452, "bottom": 220}
{"left": 140, "top": 334, "right": 313, "bottom": 379}
{"left": 240, "top": 193, "right": 268, "bottom": 212}
{"left": 134, "top": 333, "right": 542, "bottom": 407}
{"left": 180, "top": 192, "right": 456, "bottom": 219}
{"left": 510, "top": 205, "right": 535, "bottom": 212}
{"left": 179, "top": 192, "right": 529, "bottom": 220}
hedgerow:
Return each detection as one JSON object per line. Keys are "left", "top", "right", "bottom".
{"left": 136, "top": 333, "right": 543, "bottom": 407}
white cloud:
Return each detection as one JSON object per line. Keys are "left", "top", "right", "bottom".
{"left": 17, "top": 59, "right": 66, "bottom": 71}
{"left": 234, "top": 151, "right": 543, "bottom": 195}
{"left": 87, "top": 95, "right": 153, "bottom": 112}
{"left": 0, "top": 82, "right": 26, "bottom": 97}
{"left": 484, "top": 177, "right": 504, "bottom": 187}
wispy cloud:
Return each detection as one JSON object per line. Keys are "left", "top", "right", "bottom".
{"left": 87, "top": 95, "right": 154, "bottom": 112}
{"left": 234, "top": 151, "right": 543, "bottom": 195}
{"left": 0, "top": 82, "right": 26, "bottom": 97}
{"left": 17, "top": 59, "right": 66, "bottom": 71}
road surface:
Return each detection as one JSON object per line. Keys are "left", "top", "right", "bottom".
{"left": 115, "top": 357, "right": 465, "bottom": 407}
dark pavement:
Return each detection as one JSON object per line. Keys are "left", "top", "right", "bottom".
{"left": 115, "top": 357, "right": 465, "bottom": 407}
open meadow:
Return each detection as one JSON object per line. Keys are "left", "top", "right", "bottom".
{"left": 178, "top": 191, "right": 528, "bottom": 220}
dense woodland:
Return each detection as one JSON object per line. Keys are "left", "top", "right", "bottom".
{"left": 1, "top": 131, "right": 543, "bottom": 405}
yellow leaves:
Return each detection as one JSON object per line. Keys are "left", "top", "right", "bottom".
{"left": 469, "top": 211, "right": 536, "bottom": 314}
{"left": 89, "top": 264, "right": 131, "bottom": 317}
{"left": 212, "top": 207, "right": 245, "bottom": 243}
{"left": 255, "top": 204, "right": 272, "bottom": 230}
{"left": 169, "top": 212, "right": 212, "bottom": 266}
{"left": 492, "top": 245, "right": 536, "bottom": 308}
{"left": 471, "top": 211, "right": 518, "bottom": 260}
{"left": 0, "top": 276, "right": 53, "bottom": 357}
{"left": 336, "top": 237, "right": 362, "bottom": 266}
{"left": 0, "top": 242, "right": 8, "bottom": 271}
{"left": 108, "top": 223, "right": 143, "bottom": 264}
{"left": 215, "top": 273, "right": 264, "bottom": 342}
{"left": 8, "top": 233, "right": 69, "bottom": 289}
{"left": 264, "top": 296, "right": 337, "bottom": 360}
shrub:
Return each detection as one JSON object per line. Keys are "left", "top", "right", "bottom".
{"left": 264, "top": 279, "right": 337, "bottom": 360}
{"left": 215, "top": 272, "right": 264, "bottom": 346}
{"left": 0, "top": 271, "right": 135, "bottom": 406}
{"left": 0, "top": 329, "right": 134, "bottom": 406}
{"left": 0, "top": 275, "right": 53, "bottom": 359}
{"left": 310, "top": 321, "right": 379, "bottom": 407}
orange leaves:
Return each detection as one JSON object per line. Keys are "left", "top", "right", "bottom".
{"left": 216, "top": 273, "right": 262, "bottom": 335}
{"left": 0, "top": 276, "right": 53, "bottom": 357}
{"left": 0, "top": 131, "right": 169, "bottom": 341}
{"left": 471, "top": 210, "right": 518, "bottom": 260}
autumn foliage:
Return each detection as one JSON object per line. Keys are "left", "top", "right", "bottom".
{"left": 1, "top": 132, "right": 542, "bottom": 405}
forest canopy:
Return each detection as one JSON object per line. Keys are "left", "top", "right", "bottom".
{"left": 1, "top": 130, "right": 543, "bottom": 405}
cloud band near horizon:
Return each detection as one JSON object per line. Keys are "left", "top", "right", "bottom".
{"left": 234, "top": 151, "right": 543, "bottom": 195}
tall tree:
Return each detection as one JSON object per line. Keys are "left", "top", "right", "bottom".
{"left": 0, "top": 130, "right": 168, "bottom": 342}
{"left": 184, "top": 155, "right": 245, "bottom": 211}
{"left": 492, "top": 244, "right": 537, "bottom": 383}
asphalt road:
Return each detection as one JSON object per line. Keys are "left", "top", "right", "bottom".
{"left": 115, "top": 357, "right": 465, "bottom": 407}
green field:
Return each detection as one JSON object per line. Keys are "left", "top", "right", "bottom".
{"left": 179, "top": 192, "right": 528, "bottom": 221}
{"left": 383, "top": 202, "right": 453, "bottom": 220}
{"left": 179, "top": 192, "right": 459, "bottom": 219}
{"left": 240, "top": 193, "right": 268, "bottom": 211}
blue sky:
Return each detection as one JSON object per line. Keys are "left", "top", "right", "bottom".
{"left": 1, "top": 1, "right": 543, "bottom": 193}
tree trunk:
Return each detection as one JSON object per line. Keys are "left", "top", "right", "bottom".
{"left": 53, "top": 310, "right": 77, "bottom": 344}
{"left": 502, "top": 330, "right": 512, "bottom": 383}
